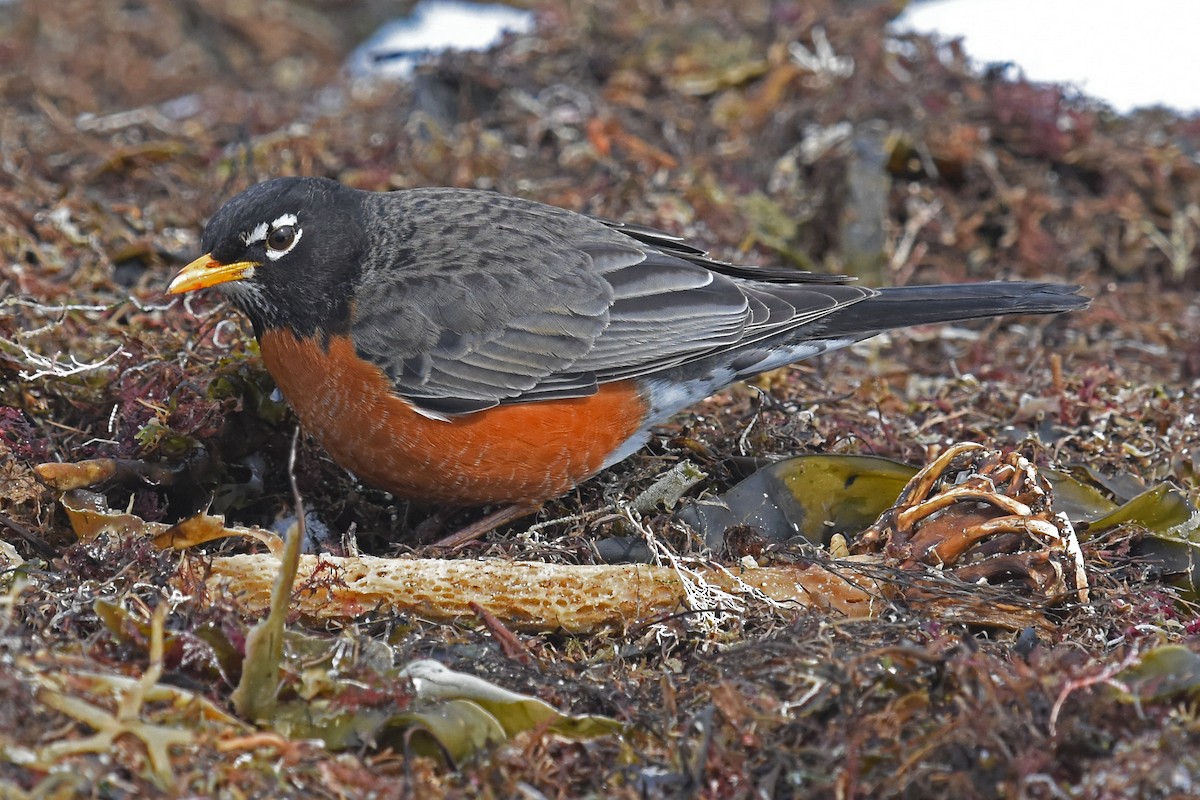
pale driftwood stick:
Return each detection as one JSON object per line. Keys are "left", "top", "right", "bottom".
{"left": 193, "top": 553, "right": 882, "bottom": 633}
{"left": 59, "top": 489, "right": 882, "bottom": 632}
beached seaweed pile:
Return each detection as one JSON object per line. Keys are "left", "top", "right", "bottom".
{"left": 2, "top": 1, "right": 1199, "bottom": 797}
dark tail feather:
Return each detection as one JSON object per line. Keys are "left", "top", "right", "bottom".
{"left": 816, "top": 281, "right": 1088, "bottom": 338}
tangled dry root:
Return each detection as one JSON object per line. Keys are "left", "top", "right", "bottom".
{"left": 852, "top": 442, "right": 1089, "bottom": 604}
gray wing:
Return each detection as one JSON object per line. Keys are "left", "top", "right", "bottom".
{"left": 349, "top": 188, "right": 870, "bottom": 418}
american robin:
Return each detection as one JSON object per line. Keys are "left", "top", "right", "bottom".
{"left": 168, "top": 176, "right": 1085, "bottom": 511}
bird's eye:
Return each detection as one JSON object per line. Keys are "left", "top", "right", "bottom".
{"left": 267, "top": 225, "right": 296, "bottom": 252}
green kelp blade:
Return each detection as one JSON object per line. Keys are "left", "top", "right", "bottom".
{"left": 1117, "top": 645, "right": 1200, "bottom": 702}
{"left": 269, "top": 659, "right": 623, "bottom": 765}
{"left": 1046, "top": 470, "right": 1200, "bottom": 594}
{"left": 677, "top": 454, "right": 917, "bottom": 548}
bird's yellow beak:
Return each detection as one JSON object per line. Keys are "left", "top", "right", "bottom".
{"left": 167, "top": 253, "right": 258, "bottom": 294}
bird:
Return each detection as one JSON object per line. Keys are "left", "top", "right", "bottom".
{"left": 168, "top": 176, "right": 1086, "bottom": 533}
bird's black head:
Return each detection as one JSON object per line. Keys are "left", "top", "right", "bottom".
{"left": 169, "top": 176, "right": 368, "bottom": 339}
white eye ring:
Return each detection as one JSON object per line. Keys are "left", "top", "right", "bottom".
{"left": 264, "top": 213, "right": 302, "bottom": 261}
{"left": 264, "top": 225, "right": 302, "bottom": 260}
{"left": 240, "top": 213, "right": 302, "bottom": 259}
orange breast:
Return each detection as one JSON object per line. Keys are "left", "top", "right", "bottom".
{"left": 259, "top": 329, "right": 650, "bottom": 505}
